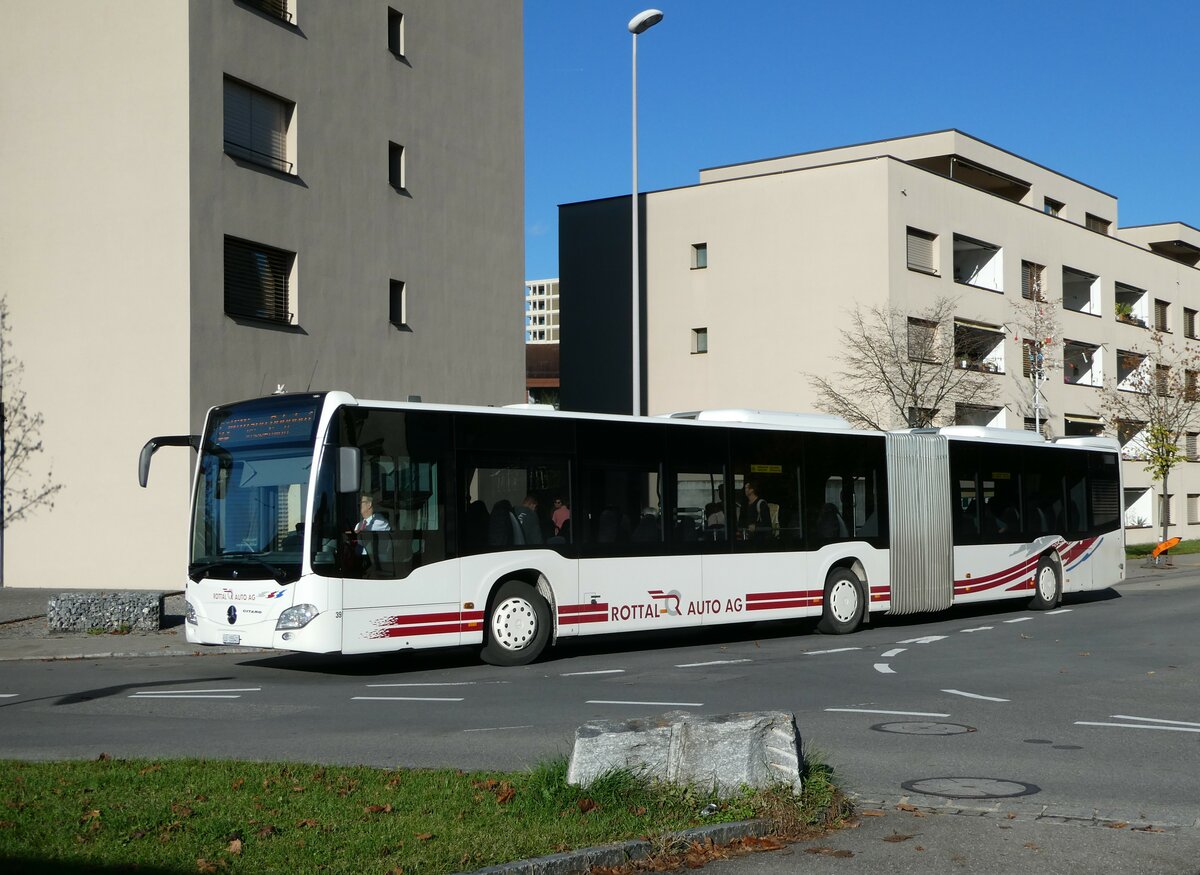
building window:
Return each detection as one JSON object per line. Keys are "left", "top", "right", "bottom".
{"left": 906, "top": 227, "right": 937, "bottom": 274}
{"left": 953, "top": 319, "right": 1004, "bottom": 373}
{"left": 952, "top": 234, "right": 1003, "bottom": 292}
{"left": 1064, "top": 414, "right": 1103, "bottom": 437}
{"left": 907, "top": 318, "right": 938, "bottom": 363}
{"left": 224, "top": 77, "right": 294, "bottom": 173}
{"left": 1021, "top": 260, "right": 1045, "bottom": 301}
{"left": 1188, "top": 432, "right": 1200, "bottom": 461}
{"left": 1023, "top": 417, "right": 1050, "bottom": 438}
{"left": 1062, "top": 266, "right": 1099, "bottom": 315}
{"left": 389, "top": 141, "right": 406, "bottom": 191}
{"left": 955, "top": 404, "right": 1003, "bottom": 427}
{"left": 224, "top": 236, "right": 294, "bottom": 325}
{"left": 907, "top": 407, "right": 937, "bottom": 427}
{"left": 691, "top": 327, "right": 708, "bottom": 354}
{"left": 691, "top": 243, "right": 708, "bottom": 270}
{"left": 1115, "top": 282, "right": 1148, "bottom": 327}
{"left": 390, "top": 280, "right": 408, "bottom": 329}
{"left": 1116, "top": 349, "right": 1148, "bottom": 393}
{"left": 1189, "top": 495, "right": 1200, "bottom": 526}
{"left": 388, "top": 8, "right": 405, "bottom": 57}
{"left": 1085, "top": 213, "right": 1111, "bottom": 235}
{"left": 1154, "top": 298, "right": 1170, "bottom": 332}
{"left": 1044, "top": 197, "right": 1064, "bottom": 217}
{"left": 1188, "top": 370, "right": 1199, "bottom": 402}
{"left": 241, "top": 0, "right": 293, "bottom": 23}
{"left": 1186, "top": 308, "right": 1197, "bottom": 339}
{"left": 1124, "top": 487, "right": 1152, "bottom": 528}
{"left": 1062, "top": 339, "right": 1102, "bottom": 387}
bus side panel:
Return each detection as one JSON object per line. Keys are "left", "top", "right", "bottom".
{"left": 952, "top": 542, "right": 1042, "bottom": 603}
{"left": 577, "top": 555, "right": 701, "bottom": 634}
{"left": 341, "top": 561, "right": 462, "bottom": 654}
{"left": 459, "top": 550, "right": 578, "bottom": 643}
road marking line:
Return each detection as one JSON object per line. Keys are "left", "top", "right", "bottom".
{"left": 587, "top": 700, "right": 703, "bottom": 707}
{"left": 129, "top": 695, "right": 241, "bottom": 699}
{"left": 463, "top": 725, "right": 534, "bottom": 733}
{"left": 826, "top": 708, "right": 950, "bottom": 717}
{"left": 960, "top": 626, "right": 993, "bottom": 633}
{"left": 942, "top": 689, "right": 1010, "bottom": 702}
{"left": 873, "top": 664, "right": 895, "bottom": 674}
{"left": 1075, "top": 722, "right": 1200, "bottom": 734}
{"left": 0, "top": 694, "right": 19, "bottom": 698}
{"left": 674, "top": 659, "right": 753, "bottom": 668}
{"left": 806, "top": 647, "right": 862, "bottom": 655}
{"left": 1003, "top": 617, "right": 1033, "bottom": 624}
{"left": 132, "top": 688, "right": 261, "bottom": 694}
{"left": 352, "top": 696, "right": 465, "bottom": 702}
{"left": 881, "top": 648, "right": 906, "bottom": 658}
{"left": 896, "top": 636, "right": 947, "bottom": 645}
{"left": 1045, "top": 609, "right": 1073, "bottom": 615}
{"left": 561, "top": 669, "right": 625, "bottom": 676}
{"left": 366, "top": 682, "right": 476, "bottom": 687}
{"left": 1111, "top": 714, "right": 1200, "bottom": 728}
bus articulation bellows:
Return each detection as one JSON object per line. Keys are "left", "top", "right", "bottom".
{"left": 140, "top": 392, "right": 1124, "bottom": 665}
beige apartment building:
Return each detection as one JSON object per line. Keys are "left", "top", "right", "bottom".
{"left": 0, "top": 0, "right": 524, "bottom": 588}
{"left": 560, "top": 130, "right": 1200, "bottom": 545}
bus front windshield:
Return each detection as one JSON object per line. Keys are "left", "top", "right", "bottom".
{"left": 189, "top": 394, "right": 324, "bottom": 582}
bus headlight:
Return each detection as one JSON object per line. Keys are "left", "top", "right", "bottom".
{"left": 276, "top": 604, "right": 319, "bottom": 630}
{"left": 185, "top": 601, "right": 197, "bottom": 625}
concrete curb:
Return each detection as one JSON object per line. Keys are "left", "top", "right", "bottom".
{"left": 456, "top": 817, "right": 773, "bottom": 875}
{"left": 0, "top": 645, "right": 274, "bottom": 662}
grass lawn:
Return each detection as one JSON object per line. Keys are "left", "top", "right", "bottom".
{"left": 0, "top": 756, "right": 847, "bottom": 874}
{"left": 1126, "top": 537, "right": 1200, "bottom": 558}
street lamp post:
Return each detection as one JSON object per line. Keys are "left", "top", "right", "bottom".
{"left": 628, "top": 8, "right": 663, "bottom": 417}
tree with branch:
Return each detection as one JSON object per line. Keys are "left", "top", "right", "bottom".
{"left": 1006, "top": 291, "right": 1062, "bottom": 435}
{"left": 2, "top": 296, "right": 63, "bottom": 528}
{"left": 810, "top": 297, "right": 998, "bottom": 430}
{"left": 1097, "top": 330, "right": 1200, "bottom": 546}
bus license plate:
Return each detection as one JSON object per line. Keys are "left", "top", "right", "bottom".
{"left": 222, "top": 633, "right": 241, "bottom": 645}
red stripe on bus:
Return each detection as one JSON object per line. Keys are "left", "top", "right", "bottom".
{"left": 746, "top": 599, "right": 821, "bottom": 611}
{"left": 960, "top": 556, "right": 1037, "bottom": 588}
{"left": 571, "top": 614, "right": 610, "bottom": 624}
{"left": 746, "top": 590, "right": 820, "bottom": 602}
{"left": 558, "top": 603, "right": 609, "bottom": 616}
{"left": 376, "top": 623, "right": 464, "bottom": 638}
{"left": 377, "top": 611, "right": 462, "bottom": 626}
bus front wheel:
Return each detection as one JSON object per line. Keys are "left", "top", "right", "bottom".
{"left": 1029, "top": 556, "right": 1061, "bottom": 610}
{"left": 818, "top": 568, "right": 864, "bottom": 635}
{"left": 481, "top": 580, "right": 551, "bottom": 666}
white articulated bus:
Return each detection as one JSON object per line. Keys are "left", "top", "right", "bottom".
{"left": 140, "top": 392, "right": 1124, "bottom": 665}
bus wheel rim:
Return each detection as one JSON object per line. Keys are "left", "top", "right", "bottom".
{"left": 491, "top": 596, "right": 537, "bottom": 652}
{"left": 829, "top": 579, "right": 858, "bottom": 623}
{"left": 1038, "top": 566, "right": 1057, "bottom": 601}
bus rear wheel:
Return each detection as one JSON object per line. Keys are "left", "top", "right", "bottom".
{"left": 1029, "top": 556, "right": 1061, "bottom": 610}
{"left": 481, "top": 580, "right": 551, "bottom": 666}
{"left": 818, "top": 568, "right": 864, "bottom": 635}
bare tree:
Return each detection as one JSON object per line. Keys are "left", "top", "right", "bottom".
{"left": 2, "top": 296, "right": 63, "bottom": 528}
{"left": 811, "top": 297, "right": 998, "bottom": 430}
{"left": 1096, "top": 330, "right": 1200, "bottom": 546}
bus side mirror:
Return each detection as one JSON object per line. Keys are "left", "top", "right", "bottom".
{"left": 337, "top": 447, "right": 361, "bottom": 494}
{"left": 138, "top": 435, "right": 200, "bottom": 487}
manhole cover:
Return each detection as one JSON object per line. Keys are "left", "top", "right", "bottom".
{"left": 872, "top": 721, "right": 976, "bottom": 736}
{"left": 902, "top": 778, "right": 1040, "bottom": 799}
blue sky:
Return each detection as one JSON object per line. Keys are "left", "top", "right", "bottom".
{"left": 524, "top": 0, "right": 1200, "bottom": 280}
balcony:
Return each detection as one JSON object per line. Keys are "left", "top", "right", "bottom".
{"left": 1062, "top": 340, "right": 1101, "bottom": 387}
{"left": 953, "top": 235, "right": 1003, "bottom": 292}
{"left": 954, "top": 320, "right": 1005, "bottom": 373}
{"left": 1117, "top": 349, "right": 1150, "bottom": 393}
{"left": 1114, "top": 282, "right": 1148, "bottom": 328}
{"left": 1062, "top": 266, "right": 1100, "bottom": 316}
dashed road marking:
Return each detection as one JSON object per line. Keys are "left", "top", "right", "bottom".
{"left": 131, "top": 688, "right": 261, "bottom": 699}
{"left": 826, "top": 708, "right": 950, "bottom": 717}
{"left": 874, "top": 664, "right": 895, "bottom": 674}
{"left": 942, "top": 689, "right": 1010, "bottom": 702}
{"left": 463, "top": 725, "right": 534, "bottom": 733}
{"left": 1075, "top": 721, "right": 1200, "bottom": 734}
{"left": 896, "top": 636, "right": 947, "bottom": 645}
{"left": 561, "top": 669, "right": 625, "bottom": 676}
{"left": 1112, "top": 714, "right": 1200, "bottom": 728}
{"left": 961, "top": 626, "right": 993, "bottom": 633}
{"left": 806, "top": 647, "right": 862, "bottom": 655}
{"left": 0, "top": 694, "right": 19, "bottom": 698}
{"left": 353, "top": 696, "right": 464, "bottom": 702}
{"left": 587, "top": 700, "right": 703, "bottom": 707}
{"left": 1004, "top": 617, "right": 1033, "bottom": 624}
{"left": 1045, "top": 609, "right": 1073, "bottom": 615}
{"left": 881, "top": 648, "right": 906, "bottom": 658}
{"left": 675, "top": 659, "right": 753, "bottom": 668}
{"left": 367, "top": 682, "right": 477, "bottom": 687}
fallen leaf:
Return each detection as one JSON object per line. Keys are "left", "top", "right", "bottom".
{"left": 805, "top": 846, "right": 853, "bottom": 857}
{"left": 296, "top": 819, "right": 319, "bottom": 828}
{"left": 227, "top": 838, "right": 242, "bottom": 855}
{"left": 364, "top": 804, "right": 393, "bottom": 814}
{"left": 291, "top": 785, "right": 305, "bottom": 793}
{"left": 1105, "top": 821, "right": 1128, "bottom": 829}
{"left": 1006, "top": 813, "right": 1017, "bottom": 820}
{"left": 80, "top": 810, "right": 101, "bottom": 823}
{"left": 895, "top": 803, "right": 919, "bottom": 812}
{"left": 138, "top": 764, "right": 163, "bottom": 776}
{"left": 415, "top": 832, "right": 434, "bottom": 842}
{"left": 230, "top": 778, "right": 245, "bottom": 791}
{"left": 1024, "top": 842, "right": 1040, "bottom": 850}
{"left": 1133, "top": 825, "right": 1165, "bottom": 833}
{"left": 859, "top": 809, "right": 886, "bottom": 817}
{"left": 629, "top": 805, "right": 648, "bottom": 816}
{"left": 97, "top": 753, "right": 111, "bottom": 761}
{"left": 915, "top": 846, "right": 925, "bottom": 852}
{"left": 170, "top": 804, "right": 193, "bottom": 819}
{"left": 883, "top": 832, "right": 915, "bottom": 843}
{"left": 578, "top": 798, "right": 599, "bottom": 814}
{"left": 195, "top": 860, "right": 218, "bottom": 874}
{"left": 473, "top": 778, "right": 500, "bottom": 790}
{"left": 256, "top": 825, "right": 277, "bottom": 838}
{"left": 496, "top": 786, "right": 516, "bottom": 804}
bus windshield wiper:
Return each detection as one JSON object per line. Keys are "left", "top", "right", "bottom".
{"left": 188, "top": 554, "right": 292, "bottom": 583}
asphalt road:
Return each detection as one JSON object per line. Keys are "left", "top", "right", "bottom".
{"left": 2, "top": 575, "right": 1198, "bottom": 829}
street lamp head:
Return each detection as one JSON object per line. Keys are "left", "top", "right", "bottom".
{"left": 628, "top": 8, "right": 664, "bottom": 34}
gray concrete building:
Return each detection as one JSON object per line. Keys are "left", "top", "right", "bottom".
{"left": 560, "top": 130, "right": 1200, "bottom": 545}
{"left": 0, "top": 0, "right": 524, "bottom": 588}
